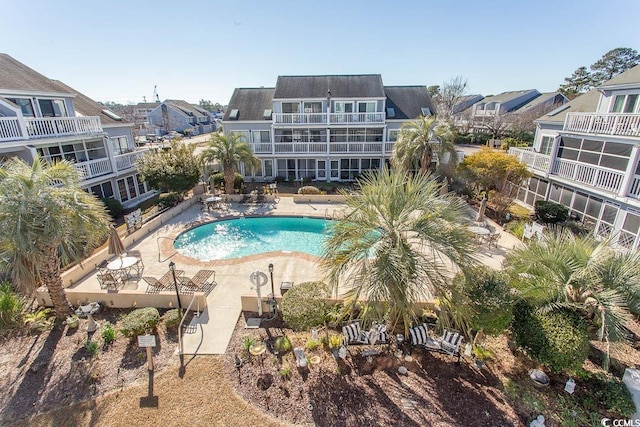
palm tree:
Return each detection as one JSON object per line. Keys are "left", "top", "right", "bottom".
{"left": 320, "top": 168, "right": 477, "bottom": 335}
{"left": 0, "top": 156, "right": 110, "bottom": 316}
{"left": 392, "top": 115, "right": 458, "bottom": 175}
{"left": 505, "top": 230, "right": 640, "bottom": 367}
{"left": 199, "top": 133, "right": 259, "bottom": 194}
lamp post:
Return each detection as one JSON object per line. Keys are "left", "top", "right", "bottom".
{"left": 268, "top": 263, "right": 275, "bottom": 299}
{"left": 168, "top": 261, "right": 183, "bottom": 314}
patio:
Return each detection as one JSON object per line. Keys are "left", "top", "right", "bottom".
{"left": 57, "top": 194, "right": 521, "bottom": 356}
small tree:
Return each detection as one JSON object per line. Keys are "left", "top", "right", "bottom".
{"left": 535, "top": 200, "right": 569, "bottom": 224}
{"left": 136, "top": 141, "right": 201, "bottom": 195}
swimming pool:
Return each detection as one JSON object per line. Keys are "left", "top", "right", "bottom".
{"left": 173, "top": 216, "right": 332, "bottom": 261}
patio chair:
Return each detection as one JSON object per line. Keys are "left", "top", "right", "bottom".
{"left": 97, "top": 273, "right": 120, "bottom": 290}
{"left": 410, "top": 324, "right": 463, "bottom": 363}
{"left": 191, "top": 269, "right": 215, "bottom": 289}
{"left": 127, "top": 250, "right": 144, "bottom": 276}
{"left": 342, "top": 320, "right": 370, "bottom": 347}
{"left": 158, "top": 270, "right": 184, "bottom": 288}
{"left": 142, "top": 276, "right": 166, "bottom": 293}
{"left": 293, "top": 347, "right": 308, "bottom": 368}
{"left": 487, "top": 232, "right": 501, "bottom": 249}
{"left": 96, "top": 259, "right": 109, "bottom": 275}
{"left": 367, "top": 322, "right": 390, "bottom": 346}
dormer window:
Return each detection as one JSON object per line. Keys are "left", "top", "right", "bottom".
{"left": 38, "top": 99, "right": 67, "bottom": 117}
{"left": 386, "top": 107, "right": 395, "bottom": 118}
{"left": 263, "top": 109, "right": 272, "bottom": 120}
{"left": 421, "top": 107, "right": 431, "bottom": 116}
{"left": 229, "top": 109, "right": 239, "bottom": 120}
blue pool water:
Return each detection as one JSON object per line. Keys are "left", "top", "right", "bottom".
{"left": 173, "top": 216, "right": 332, "bottom": 261}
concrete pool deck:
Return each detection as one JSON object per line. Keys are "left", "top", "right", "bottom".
{"left": 68, "top": 195, "right": 522, "bottom": 355}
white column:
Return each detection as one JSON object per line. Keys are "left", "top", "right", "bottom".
{"left": 618, "top": 145, "right": 640, "bottom": 198}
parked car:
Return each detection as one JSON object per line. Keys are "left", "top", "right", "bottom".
{"left": 162, "top": 131, "right": 180, "bottom": 141}
{"left": 145, "top": 134, "right": 159, "bottom": 143}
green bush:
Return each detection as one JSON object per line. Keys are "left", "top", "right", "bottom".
{"left": 511, "top": 301, "right": 589, "bottom": 372}
{"left": 101, "top": 197, "right": 123, "bottom": 219}
{"left": 101, "top": 322, "right": 116, "bottom": 344}
{"left": 279, "top": 365, "right": 292, "bottom": 379}
{"left": 274, "top": 176, "right": 286, "bottom": 184}
{"left": 461, "top": 268, "right": 513, "bottom": 336}
{"left": 23, "top": 308, "right": 52, "bottom": 333}
{"left": 535, "top": 200, "right": 569, "bottom": 224}
{"left": 162, "top": 309, "right": 181, "bottom": 328}
{"left": 85, "top": 339, "right": 100, "bottom": 357}
{"left": 119, "top": 307, "right": 160, "bottom": 338}
{"left": 209, "top": 172, "right": 243, "bottom": 191}
{"left": 274, "top": 335, "right": 292, "bottom": 354}
{"left": 281, "top": 281, "right": 331, "bottom": 331}
{"left": 505, "top": 219, "right": 526, "bottom": 239}
{"left": 305, "top": 338, "right": 320, "bottom": 351}
{"left": 558, "top": 220, "right": 592, "bottom": 236}
{"left": 297, "top": 186, "right": 321, "bottom": 195}
{"left": 0, "top": 283, "right": 24, "bottom": 330}
{"left": 158, "top": 192, "right": 182, "bottom": 209}
{"left": 586, "top": 372, "right": 636, "bottom": 417}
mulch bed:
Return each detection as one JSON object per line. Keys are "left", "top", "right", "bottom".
{"left": 224, "top": 312, "right": 524, "bottom": 427}
{"left": 0, "top": 306, "right": 185, "bottom": 425}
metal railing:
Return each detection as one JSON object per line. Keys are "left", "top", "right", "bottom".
{"left": 178, "top": 294, "right": 199, "bottom": 355}
{"left": 0, "top": 116, "right": 103, "bottom": 141}
{"left": 564, "top": 113, "right": 640, "bottom": 138}
{"left": 552, "top": 158, "right": 625, "bottom": 194}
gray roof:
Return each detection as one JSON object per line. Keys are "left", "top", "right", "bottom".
{"left": 453, "top": 94, "right": 484, "bottom": 114}
{"left": 50, "top": 80, "right": 131, "bottom": 126}
{"left": 274, "top": 75, "right": 385, "bottom": 99}
{"left": 598, "top": 64, "right": 640, "bottom": 88}
{"left": 516, "top": 92, "right": 567, "bottom": 113}
{"left": 135, "top": 102, "right": 160, "bottom": 109}
{"left": 223, "top": 88, "right": 275, "bottom": 121}
{"left": 0, "top": 53, "right": 73, "bottom": 95}
{"left": 384, "top": 86, "right": 435, "bottom": 120}
{"left": 479, "top": 89, "right": 539, "bottom": 104}
{"left": 536, "top": 89, "right": 601, "bottom": 123}
{"left": 162, "top": 100, "right": 210, "bottom": 117}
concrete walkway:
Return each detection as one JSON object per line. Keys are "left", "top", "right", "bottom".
{"left": 71, "top": 196, "right": 523, "bottom": 356}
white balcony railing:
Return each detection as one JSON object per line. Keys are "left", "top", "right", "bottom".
{"left": 629, "top": 175, "right": 640, "bottom": 199}
{"left": 0, "top": 116, "right": 103, "bottom": 142}
{"left": 273, "top": 143, "right": 327, "bottom": 154}
{"left": 329, "top": 112, "right": 385, "bottom": 124}
{"left": 73, "top": 158, "right": 113, "bottom": 180}
{"left": 273, "top": 113, "right": 327, "bottom": 125}
{"left": 114, "top": 149, "right": 147, "bottom": 172}
{"left": 552, "top": 158, "right": 625, "bottom": 193}
{"left": 250, "top": 143, "right": 272, "bottom": 154}
{"left": 508, "top": 147, "right": 551, "bottom": 172}
{"left": 564, "top": 113, "right": 640, "bottom": 138}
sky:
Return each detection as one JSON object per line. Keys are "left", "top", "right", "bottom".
{"left": 2, "top": 0, "right": 639, "bottom": 106}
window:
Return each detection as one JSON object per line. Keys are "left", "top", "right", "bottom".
{"left": 334, "top": 102, "right": 353, "bottom": 114}
{"left": 38, "top": 99, "right": 67, "bottom": 117}
{"left": 135, "top": 174, "right": 147, "bottom": 195}
{"left": 282, "top": 103, "right": 300, "bottom": 114}
{"left": 85, "top": 140, "right": 107, "bottom": 160}
{"left": 6, "top": 98, "right": 34, "bottom": 117}
{"left": 297, "top": 159, "right": 316, "bottom": 179}
{"left": 539, "top": 136, "right": 554, "bottom": 155}
{"left": 386, "top": 107, "right": 395, "bottom": 118}
{"left": 231, "top": 131, "right": 250, "bottom": 143}
{"left": 303, "top": 102, "right": 322, "bottom": 113}
{"left": 388, "top": 130, "right": 399, "bottom": 142}
{"left": 612, "top": 94, "right": 639, "bottom": 113}
{"left": 90, "top": 182, "right": 114, "bottom": 200}
{"left": 117, "top": 179, "right": 129, "bottom": 202}
{"left": 252, "top": 130, "right": 270, "bottom": 144}
{"left": 358, "top": 101, "right": 376, "bottom": 113}
{"left": 110, "top": 136, "right": 129, "bottom": 155}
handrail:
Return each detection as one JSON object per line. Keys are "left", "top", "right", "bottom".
{"left": 156, "top": 236, "right": 175, "bottom": 262}
{"left": 178, "top": 294, "right": 198, "bottom": 355}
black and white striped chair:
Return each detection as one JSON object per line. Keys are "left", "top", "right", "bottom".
{"left": 342, "top": 320, "right": 369, "bottom": 346}
{"left": 409, "top": 324, "right": 463, "bottom": 363}
{"left": 409, "top": 323, "right": 430, "bottom": 346}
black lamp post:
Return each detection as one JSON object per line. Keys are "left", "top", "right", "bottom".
{"left": 268, "top": 263, "right": 275, "bottom": 299}
{"left": 168, "top": 261, "right": 183, "bottom": 313}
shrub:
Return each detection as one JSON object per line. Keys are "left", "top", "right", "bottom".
{"left": 119, "top": 307, "right": 160, "bottom": 338}
{"left": 158, "top": 192, "right": 182, "bottom": 209}
{"left": 328, "top": 334, "right": 342, "bottom": 349}
{"left": 279, "top": 365, "right": 292, "bottom": 380}
{"left": 302, "top": 176, "right": 312, "bottom": 185}
{"left": 535, "top": 200, "right": 569, "bottom": 224}
{"left": 101, "top": 322, "right": 116, "bottom": 344}
{"left": 101, "top": 197, "right": 123, "bottom": 219}
{"left": 162, "top": 309, "right": 181, "bottom": 328}
{"left": 305, "top": 338, "right": 320, "bottom": 351}
{"left": 511, "top": 301, "right": 589, "bottom": 372}
{"left": 558, "top": 220, "right": 592, "bottom": 236}
{"left": 281, "top": 281, "right": 331, "bottom": 331}
{"left": 241, "top": 336, "right": 255, "bottom": 355}
{"left": 85, "top": 339, "right": 100, "bottom": 357}
{"left": 0, "top": 283, "right": 24, "bottom": 330}
{"left": 274, "top": 175, "right": 286, "bottom": 184}
{"left": 461, "top": 268, "right": 513, "bottom": 336}
{"left": 209, "top": 172, "right": 243, "bottom": 191}
{"left": 23, "top": 308, "right": 52, "bottom": 333}
{"left": 584, "top": 372, "right": 636, "bottom": 418}
{"left": 505, "top": 219, "right": 526, "bottom": 239}
{"left": 274, "top": 335, "right": 292, "bottom": 354}
{"left": 297, "top": 186, "right": 321, "bottom": 195}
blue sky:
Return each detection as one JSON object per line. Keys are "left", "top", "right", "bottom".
{"left": 3, "top": 0, "right": 639, "bottom": 105}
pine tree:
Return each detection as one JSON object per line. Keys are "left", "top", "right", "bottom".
{"left": 558, "top": 66, "right": 593, "bottom": 99}
{"left": 590, "top": 47, "right": 640, "bottom": 86}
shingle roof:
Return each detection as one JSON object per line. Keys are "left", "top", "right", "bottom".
{"left": 598, "top": 64, "right": 640, "bottom": 88}
{"left": 479, "top": 89, "right": 538, "bottom": 104}
{"left": 0, "top": 53, "right": 73, "bottom": 95}
{"left": 135, "top": 102, "right": 160, "bottom": 109}
{"left": 274, "top": 75, "right": 385, "bottom": 99}
{"left": 535, "top": 89, "right": 601, "bottom": 123}
{"left": 453, "top": 94, "right": 484, "bottom": 114}
{"left": 49, "top": 80, "right": 131, "bottom": 126}
{"left": 162, "top": 100, "right": 210, "bottom": 117}
{"left": 384, "top": 86, "right": 435, "bottom": 120}
{"left": 516, "top": 92, "right": 567, "bottom": 113}
{"left": 223, "top": 88, "right": 275, "bottom": 121}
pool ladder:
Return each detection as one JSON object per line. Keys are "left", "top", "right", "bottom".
{"left": 324, "top": 208, "right": 341, "bottom": 220}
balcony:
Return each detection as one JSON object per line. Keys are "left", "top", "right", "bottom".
{"left": 508, "top": 147, "right": 551, "bottom": 172}
{"left": 564, "top": 113, "right": 640, "bottom": 138}
{"left": 114, "top": 149, "right": 147, "bottom": 172}
{"left": 629, "top": 175, "right": 640, "bottom": 200}
{"left": 552, "top": 158, "right": 625, "bottom": 194}
{"left": 272, "top": 112, "right": 386, "bottom": 125}
{"left": 0, "top": 116, "right": 103, "bottom": 142}
{"left": 73, "top": 158, "right": 113, "bottom": 180}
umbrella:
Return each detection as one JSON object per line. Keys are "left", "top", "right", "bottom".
{"left": 108, "top": 225, "right": 125, "bottom": 257}
{"left": 476, "top": 197, "right": 487, "bottom": 223}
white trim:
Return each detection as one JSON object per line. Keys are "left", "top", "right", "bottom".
{"left": 0, "top": 89, "right": 76, "bottom": 98}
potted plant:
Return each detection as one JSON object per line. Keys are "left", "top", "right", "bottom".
{"left": 472, "top": 345, "right": 493, "bottom": 369}
{"left": 328, "top": 334, "right": 343, "bottom": 358}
